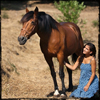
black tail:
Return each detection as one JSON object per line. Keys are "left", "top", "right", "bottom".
{"left": 72, "top": 53, "right": 78, "bottom": 63}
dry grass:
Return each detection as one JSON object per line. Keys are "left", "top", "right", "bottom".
{"left": 1, "top": 0, "right": 99, "bottom": 99}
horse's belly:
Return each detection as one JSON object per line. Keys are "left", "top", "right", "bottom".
{"left": 47, "top": 48, "right": 58, "bottom": 57}
{"left": 65, "top": 38, "right": 78, "bottom": 55}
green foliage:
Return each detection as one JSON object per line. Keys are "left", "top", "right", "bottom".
{"left": 8, "top": 60, "right": 20, "bottom": 75}
{"left": 92, "top": 20, "right": 99, "bottom": 27}
{"left": 1, "top": 7, "right": 8, "bottom": 10}
{"left": 54, "top": 0, "right": 86, "bottom": 24}
{"left": 80, "top": 19, "right": 87, "bottom": 24}
{"left": 2, "top": 12, "right": 9, "bottom": 19}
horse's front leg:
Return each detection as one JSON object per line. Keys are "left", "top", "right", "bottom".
{"left": 57, "top": 53, "right": 66, "bottom": 97}
{"left": 44, "top": 55, "right": 60, "bottom": 96}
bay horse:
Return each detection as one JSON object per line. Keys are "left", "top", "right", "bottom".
{"left": 18, "top": 7, "right": 83, "bottom": 97}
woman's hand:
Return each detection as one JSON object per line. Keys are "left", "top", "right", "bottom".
{"left": 84, "top": 85, "right": 89, "bottom": 92}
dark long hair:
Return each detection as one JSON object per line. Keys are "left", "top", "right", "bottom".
{"left": 84, "top": 43, "right": 96, "bottom": 57}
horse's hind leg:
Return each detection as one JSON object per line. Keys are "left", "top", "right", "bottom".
{"left": 65, "top": 58, "right": 73, "bottom": 91}
{"left": 59, "top": 66, "right": 66, "bottom": 95}
{"left": 57, "top": 54, "right": 66, "bottom": 97}
{"left": 44, "top": 55, "right": 60, "bottom": 96}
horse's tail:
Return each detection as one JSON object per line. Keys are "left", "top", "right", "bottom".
{"left": 72, "top": 53, "right": 78, "bottom": 63}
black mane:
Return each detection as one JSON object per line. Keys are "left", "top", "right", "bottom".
{"left": 21, "top": 11, "right": 34, "bottom": 24}
{"left": 21, "top": 11, "right": 58, "bottom": 33}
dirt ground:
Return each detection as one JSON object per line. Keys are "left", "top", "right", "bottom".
{"left": 1, "top": 0, "right": 99, "bottom": 99}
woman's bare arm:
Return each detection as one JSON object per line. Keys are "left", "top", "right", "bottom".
{"left": 64, "top": 56, "right": 81, "bottom": 70}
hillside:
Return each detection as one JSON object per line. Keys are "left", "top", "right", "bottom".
{"left": 1, "top": 0, "right": 99, "bottom": 99}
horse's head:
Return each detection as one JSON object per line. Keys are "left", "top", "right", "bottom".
{"left": 18, "top": 7, "right": 38, "bottom": 45}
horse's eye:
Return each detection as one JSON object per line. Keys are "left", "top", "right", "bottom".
{"left": 31, "top": 21, "right": 35, "bottom": 25}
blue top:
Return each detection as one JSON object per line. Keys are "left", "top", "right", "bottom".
{"left": 70, "top": 62, "right": 99, "bottom": 98}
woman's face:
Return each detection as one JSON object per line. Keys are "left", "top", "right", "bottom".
{"left": 83, "top": 45, "right": 92, "bottom": 55}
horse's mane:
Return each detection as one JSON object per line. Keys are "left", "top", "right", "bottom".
{"left": 21, "top": 11, "right": 58, "bottom": 33}
{"left": 21, "top": 11, "right": 34, "bottom": 24}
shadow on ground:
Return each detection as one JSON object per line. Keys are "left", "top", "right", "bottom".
{"left": 1, "top": 0, "right": 99, "bottom": 10}
{"left": 46, "top": 85, "right": 78, "bottom": 97}
{"left": 1, "top": 0, "right": 54, "bottom": 10}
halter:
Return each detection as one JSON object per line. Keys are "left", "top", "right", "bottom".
{"left": 21, "top": 22, "right": 36, "bottom": 37}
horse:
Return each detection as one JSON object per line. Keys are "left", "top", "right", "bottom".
{"left": 18, "top": 7, "right": 83, "bottom": 97}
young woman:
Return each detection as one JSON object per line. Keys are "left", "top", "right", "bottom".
{"left": 64, "top": 43, "right": 99, "bottom": 98}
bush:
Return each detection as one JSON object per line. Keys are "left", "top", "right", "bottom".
{"left": 54, "top": 0, "right": 86, "bottom": 24}
{"left": 92, "top": 20, "right": 99, "bottom": 27}
{"left": 2, "top": 12, "right": 9, "bottom": 19}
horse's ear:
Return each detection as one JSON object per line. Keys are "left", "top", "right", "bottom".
{"left": 34, "top": 7, "right": 38, "bottom": 17}
{"left": 26, "top": 7, "right": 29, "bottom": 13}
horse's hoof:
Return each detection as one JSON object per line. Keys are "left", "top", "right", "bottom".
{"left": 53, "top": 90, "right": 60, "bottom": 97}
{"left": 66, "top": 88, "right": 72, "bottom": 92}
{"left": 66, "top": 86, "right": 73, "bottom": 92}
{"left": 60, "top": 94, "right": 67, "bottom": 98}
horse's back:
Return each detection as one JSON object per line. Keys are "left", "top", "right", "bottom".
{"left": 60, "top": 22, "right": 83, "bottom": 44}
{"left": 60, "top": 22, "right": 81, "bottom": 37}
{"left": 59, "top": 22, "right": 83, "bottom": 56}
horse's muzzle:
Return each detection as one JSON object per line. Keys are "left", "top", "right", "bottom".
{"left": 18, "top": 36, "right": 27, "bottom": 45}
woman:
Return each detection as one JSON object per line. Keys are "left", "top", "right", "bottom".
{"left": 64, "top": 43, "right": 99, "bottom": 98}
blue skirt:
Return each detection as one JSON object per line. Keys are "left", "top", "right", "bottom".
{"left": 70, "top": 75, "right": 99, "bottom": 98}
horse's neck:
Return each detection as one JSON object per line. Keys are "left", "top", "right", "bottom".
{"left": 37, "top": 31, "right": 51, "bottom": 43}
